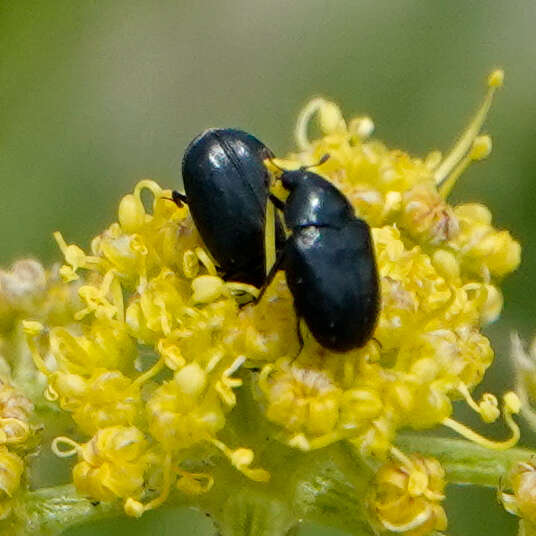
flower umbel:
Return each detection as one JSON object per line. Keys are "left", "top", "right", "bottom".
{"left": 0, "top": 69, "right": 526, "bottom": 535}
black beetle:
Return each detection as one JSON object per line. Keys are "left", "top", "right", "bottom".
{"left": 175, "top": 128, "right": 283, "bottom": 287}
{"left": 258, "top": 165, "right": 380, "bottom": 352}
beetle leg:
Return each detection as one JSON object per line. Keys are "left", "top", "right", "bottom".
{"left": 265, "top": 195, "right": 277, "bottom": 275}
{"left": 172, "top": 190, "right": 188, "bottom": 207}
{"left": 295, "top": 316, "right": 304, "bottom": 353}
{"left": 288, "top": 315, "right": 304, "bottom": 362}
{"left": 253, "top": 246, "right": 286, "bottom": 305}
{"left": 268, "top": 193, "right": 286, "bottom": 212}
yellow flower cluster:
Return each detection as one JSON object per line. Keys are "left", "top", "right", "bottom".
{"left": 18, "top": 70, "right": 520, "bottom": 528}
{"left": 368, "top": 453, "right": 447, "bottom": 536}
{"left": 0, "top": 259, "right": 80, "bottom": 334}
{"left": 0, "top": 446, "right": 23, "bottom": 520}
{"left": 260, "top": 69, "right": 520, "bottom": 456}
{"left": 23, "top": 181, "right": 269, "bottom": 515}
{"left": 0, "top": 260, "right": 73, "bottom": 520}
{"left": 0, "top": 380, "right": 31, "bottom": 520}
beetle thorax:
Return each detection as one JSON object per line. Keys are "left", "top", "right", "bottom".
{"left": 283, "top": 174, "right": 355, "bottom": 229}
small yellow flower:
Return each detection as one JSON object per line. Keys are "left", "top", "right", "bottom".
{"left": 451, "top": 203, "right": 521, "bottom": 279}
{"left": 501, "top": 460, "right": 536, "bottom": 524}
{"left": 260, "top": 359, "right": 343, "bottom": 440}
{"left": 69, "top": 426, "right": 153, "bottom": 504}
{"left": 49, "top": 320, "right": 136, "bottom": 375}
{"left": 235, "top": 272, "right": 300, "bottom": 362}
{"left": 0, "top": 380, "right": 33, "bottom": 445}
{"left": 511, "top": 333, "right": 536, "bottom": 432}
{"left": 69, "top": 370, "right": 142, "bottom": 435}
{"left": 0, "top": 446, "right": 23, "bottom": 519}
{"left": 400, "top": 182, "right": 459, "bottom": 245}
{"left": 368, "top": 454, "right": 447, "bottom": 536}
{"left": 146, "top": 363, "right": 226, "bottom": 451}
{"left": 0, "top": 260, "right": 47, "bottom": 327}
{"left": 0, "top": 260, "right": 79, "bottom": 334}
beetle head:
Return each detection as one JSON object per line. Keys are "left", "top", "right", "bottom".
{"left": 278, "top": 154, "right": 330, "bottom": 191}
{"left": 280, "top": 169, "right": 306, "bottom": 191}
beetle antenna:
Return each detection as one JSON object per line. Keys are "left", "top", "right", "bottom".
{"left": 266, "top": 156, "right": 286, "bottom": 173}
{"left": 316, "top": 153, "right": 331, "bottom": 166}
{"left": 266, "top": 153, "right": 330, "bottom": 178}
{"left": 301, "top": 153, "right": 330, "bottom": 170}
{"left": 260, "top": 147, "right": 286, "bottom": 173}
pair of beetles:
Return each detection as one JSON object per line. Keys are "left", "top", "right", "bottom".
{"left": 174, "top": 128, "right": 379, "bottom": 353}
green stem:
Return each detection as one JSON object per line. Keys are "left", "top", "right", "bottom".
{"left": 8, "top": 435, "right": 535, "bottom": 535}
{"left": 397, "top": 433, "right": 534, "bottom": 487}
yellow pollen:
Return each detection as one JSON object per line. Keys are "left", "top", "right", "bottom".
{"left": 470, "top": 135, "right": 492, "bottom": 160}
{"left": 488, "top": 69, "right": 504, "bottom": 88}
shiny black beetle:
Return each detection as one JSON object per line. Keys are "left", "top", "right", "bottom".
{"left": 175, "top": 128, "right": 283, "bottom": 287}
{"left": 259, "top": 165, "right": 380, "bottom": 352}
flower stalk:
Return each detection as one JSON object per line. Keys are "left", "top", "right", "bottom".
{"left": 397, "top": 434, "right": 533, "bottom": 488}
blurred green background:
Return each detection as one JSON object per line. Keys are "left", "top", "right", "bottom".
{"left": 2, "top": 1, "right": 536, "bottom": 534}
